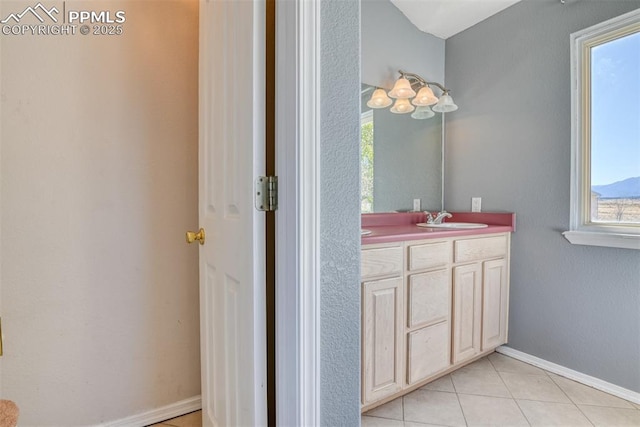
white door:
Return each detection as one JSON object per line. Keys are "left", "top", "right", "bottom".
{"left": 197, "top": 1, "right": 267, "bottom": 426}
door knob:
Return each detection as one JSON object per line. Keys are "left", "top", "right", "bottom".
{"left": 186, "top": 228, "right": 205, "bottom": 245}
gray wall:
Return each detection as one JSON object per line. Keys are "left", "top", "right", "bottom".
{"left": 321, "top": 0, "right": 362, "bottom": 425}
{"left": 445, "top": 0, "right": 640, "bottom": 392}
{"left": 362, "top": 0, "right": 444, "bottom": 88}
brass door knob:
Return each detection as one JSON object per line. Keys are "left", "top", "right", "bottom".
{"left": 186, "top": 228, "right": 205, "bottom": 245}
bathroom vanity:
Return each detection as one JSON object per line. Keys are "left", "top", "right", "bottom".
{"left": 360, "top": 212, "right": 515, "bottom": 411}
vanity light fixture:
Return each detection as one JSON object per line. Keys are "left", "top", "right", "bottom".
{"left": 367, "top": 70, "right": 458, "bottom": 119}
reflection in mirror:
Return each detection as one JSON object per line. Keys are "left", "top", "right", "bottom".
{"left": 361, "top": 84, "right": 443, "bottom": 213}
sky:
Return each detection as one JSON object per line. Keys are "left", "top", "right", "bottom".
{"left": 590, "top": 30, "right": 640, "bottom": 187}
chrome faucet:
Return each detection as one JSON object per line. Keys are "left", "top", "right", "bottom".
{"left": 424, "top": 210, "right": 453, "bottom": 224}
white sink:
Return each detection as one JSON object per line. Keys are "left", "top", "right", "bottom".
{"left": 417, "top": 222, "right": 488, "bottom": 229}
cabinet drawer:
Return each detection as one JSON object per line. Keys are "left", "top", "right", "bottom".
{"left": 408, "top": 240, "right": 452, "bottom": 271}
{"left": 454, "top": 235, "right": 507, "bottom": 263}
{"left": 362, "top": 245, "right": 403, "bottom": 279}
{"left": 408, "top": 269, "right": 450, "bottom": 329}
{"left": 407, "top": 321, "right": 450, "bottom": 385}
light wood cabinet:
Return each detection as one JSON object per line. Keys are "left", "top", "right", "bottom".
{"left": 362, "top": 276, "right": 403, "bottom": 404}
{"left": 482, "top": 258, "right": 509, "bottom": 350}
{"left": 407, "top": 321, "right": 449, "bottom": 385}
{"left": 406, "top": 267, "right": 451, "bottom": 385}
{"left": 362, "top": 232, "right": 511, "bottom": 411}
{"left": 408, "top": 240, "right": 451, "bottom": 271}
{"left": 407, "top": 269, "right": 450, "bottom": 328}
{"left": 361, "top": 244, "right": 403, "bottom": 279}
{"left": 361, "top": 243, "right": 404, "bottom": 405}
{"left": 452, "top": 263, "right": 482, "bottom": 364}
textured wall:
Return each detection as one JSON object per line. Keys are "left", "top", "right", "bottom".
{"left": 320, "top": 0, "right": 362, "bottom": 425}
{"left": 0, "top": 1, "right": 200, "bottom": 424}
{"left": 445, "top": 0, "right": 640, "bottom": 392}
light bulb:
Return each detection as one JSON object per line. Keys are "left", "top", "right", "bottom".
{"left": 366, "top": 88, "right": 392, "bottom": 108}
{"left": 432, "top": 93, "right": 458, "bottom": 113}
{"left": 412, "top": 86, "right": 439, "bottom": 106}
{"left": 388, "top": 77, "right": 416, "bottom": 99}
{"left": 411, "top": 106, "right": 435, "bottom": 119}
{"left": 390, "top": 98, "right": 415, "bottom": 114}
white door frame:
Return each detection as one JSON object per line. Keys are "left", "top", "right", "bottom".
{"left": 275, "top": 1, "right": 322, "bottom": 425}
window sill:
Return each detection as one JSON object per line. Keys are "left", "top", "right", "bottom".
{"left": 562, "top": 230, "right": 640, "bottom": 250}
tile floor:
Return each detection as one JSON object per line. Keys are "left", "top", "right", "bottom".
{"left": 150, "top": 353, "right": 640, "bottom": 427}
{"left": 363, "top": 352, "right": 640, "bottom": 427}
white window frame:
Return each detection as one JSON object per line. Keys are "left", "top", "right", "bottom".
{"left": 361, "top": 108, "right": 373, "bottom": 125}
{"left": 564, "top": 8, "right": 640, "bottom": 250}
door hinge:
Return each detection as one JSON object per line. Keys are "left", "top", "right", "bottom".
{"left": 255, "top": 176, "right": 278, "bottom": 212}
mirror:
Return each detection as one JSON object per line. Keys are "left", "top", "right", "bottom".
{"left": 361, "top": 83, "right": 443, "bottom": 213}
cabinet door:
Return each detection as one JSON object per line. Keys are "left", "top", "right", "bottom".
{"left": 362, "top": 277, "right": 403, "bottom": 404}
{"left": 482, "top": 258, "right": 509, "bottom": 350}
{"left": 452, "top": 263, "right": 482, "bottom": 364}
{"left": 408, "top": 269, "right": 450, "bottom": 329}
{"left": 407, "top": 321, "right": 450, "bottom": 385}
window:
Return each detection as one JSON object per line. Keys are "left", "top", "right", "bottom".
{"left": 361, "top": 110, "right": 374, "bottom": 213}
{"left": 565, "top": 9, "right": 640, "bottom": 250}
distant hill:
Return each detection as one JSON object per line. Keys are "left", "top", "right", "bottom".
{"left": 593, "top": 177, "right": 640, "bottom": 199}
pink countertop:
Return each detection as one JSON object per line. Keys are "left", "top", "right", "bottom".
{"left": 361, "top": 212, "right": 516, "bottom": 245}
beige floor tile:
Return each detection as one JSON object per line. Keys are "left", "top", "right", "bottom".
{"left": 516, "top": 400, "right": 592, "bottom": 426}
{"left": 549, "top": 374, "right": 635, "bottom": 409}
{"left": 459, "top": 356, "right": 496, "bottom": 372}
{"left": 361, "top": 415, "right": 405, "bottom": 427}
{"left": 362, "top": 354, "right": 638, "bottom": 427}
{"left": 404, "top": 422, "right": 450, "bottom": 427}
{"left": 420, "top": 375, "right": 456, "bottom": 393}
{"left": 578, "top": 404, "right": 640, "bottom": 426}
{"left": 458, "top": 394, "right": 528, "bottom": 426}
{"left": 403, "top": 389, "right": 466, "bottom": 427}
{"left": 500, "top": 372, "right": 571, "bottom": 403}
{"left": 488, "top": 353, "right": 546, "bottom": 376}
{"left": 160, "top": 411, "right": 202, "bottom": 427}
{"left": 451, "top": 367, "right": 511, "bottom": 398}
{"left": 364, "top": 397, "right": 404, "bottom": 421}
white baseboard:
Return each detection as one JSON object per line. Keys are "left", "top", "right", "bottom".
{"left": 97, "top": 395, "right": 202, "bottom": 427}
{"left": 497, "top": 346, "right": 640, "bottom": 405}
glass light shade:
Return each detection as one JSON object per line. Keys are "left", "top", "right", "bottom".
{"left": 411, "top": 106, "right": 435, "bottom": 120}
{"left": 366, "top": 88, "right": 392, "bottom": 108}
{"left": 412, "top": 86, "right": 439, "bottom": 106}
{"left": 390, "top": 98, "right": 415, "bottom": 114}
{"left": 388, "top": 77, "right": 416, "bottom": 99}
{"left": 432, "top": 93, "right": 458, "bottom": 113}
